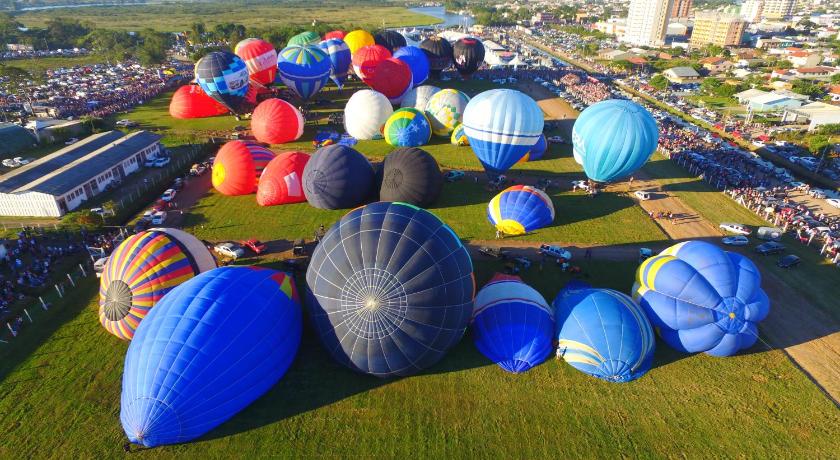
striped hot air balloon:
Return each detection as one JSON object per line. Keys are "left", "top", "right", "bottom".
{"left": 276, "top": 44, "right": 332, "bottom": 100}
{"left": 384, "top": 108, "right": 431, "bottom": 147}
{"left": 234, "top": 38, "right": 277, "bottom": 87}
{"left": 425, "top": 88, "right": 470, "bottom": 137}
{"left": 319, "top": 38, "right": 352, "bottom": 89}
{"left": 99, "top": 228, "right": 216, "bottom": 340}
{"left": 451, "top": 123, "right": 469, "bottom": 146}
{"left": 487, "top": 185, "right": 555, "bottom": 236}
{"left": 257, "top": 151, "right": 310, "bottom": 206}
{"left": 194, "top": 51, "right": 250, "bottom": 114}
{"left": 212, "top": 141, "right": 275, "bottom": 196}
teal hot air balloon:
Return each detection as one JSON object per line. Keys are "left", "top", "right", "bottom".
{"left": 276, "top": 44, "right": 332, "bottom": 100}
{"left": 462, "top": 89, "right": 544, "bottom": 177}
{"left": 634, "top": 241, "right": 770, "bottom": 357}
{"left": 554, "top": 283, "right": 655, "bottom": 383}
{"left": 572, "top": 99, "right": 659, "bottom": 183}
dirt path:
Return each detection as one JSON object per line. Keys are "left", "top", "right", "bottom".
{"left": 626, "top": 173, "right": 723, "bottom": 240}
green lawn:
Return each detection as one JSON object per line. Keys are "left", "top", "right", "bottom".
{"left": 4, "top": 54, "right": 108, "bottom": 75}
{"left": 1, "top": 261, "right": 837, "bottom": 458}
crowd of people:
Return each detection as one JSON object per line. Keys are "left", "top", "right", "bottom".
{"left": 1, "top": 47, "right": 89, "bottom": 61}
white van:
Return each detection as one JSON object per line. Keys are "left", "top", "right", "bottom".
{"left": 634, "top": 190, "right": 652, "bottom": 201}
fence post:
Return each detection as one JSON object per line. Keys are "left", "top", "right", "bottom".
{"left": 24, "top": 309, "right": 32, "bottom": 323}
{"left": 40, "top": 296, "right": 48, "bottom": 310}
{"left": 78, "top": 263, "right": 87, "bottom": 277}
{"left": 55, "top": 284, "right": 63, "bottom": 298}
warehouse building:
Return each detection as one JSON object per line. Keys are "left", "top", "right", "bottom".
{"left": 0, "top": 130, "right": 161, "bottom": 217}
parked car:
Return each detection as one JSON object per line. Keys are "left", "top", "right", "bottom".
{"left": 141, "top": 210, "right": 154, "bottom": 221}
{"left": 722, "top": 235, "right": 749, "bottom": 246}
{"left": 826, "top": 198, "right": 840, "bottom": 209}
{"left": 1, "top": 159, "right": 18, "bottom": 167}
{"left": 444, "top": 170, "right": 465, "bottom": 182}
{"left": 116, "top": 119, "right": 138, "bottom": 127}
{"left": 777, "top": 254, "right": 801, "bottom": 269}
{"left": 144, "top": 156, "right": 158, "bottom": 167}
{"left": 634, "top": 190, "right": 652, "bottom": 201}
{"left": 154, "top": 157, "right": 171, "bottom": 167}
{"left": 13, "top": 157, "right": 30, "bottom": 165}
{"left": 719, "top": 222, "right": 751, "bottom": 235}
{"left": 190, "top": 164, "right": 207, "bottom": 176}
{"left": 547, "top": 135, "right": 564, "bottom": 143}
{"left": 755, "top": 241, "right": 785, "bottom": 255}
{"left": 214, "top": 242, "right": 245, "bottom": 259}
{"left": 538, "top": 244, "right": 572, "bottom": 261}
{"left": 571, "top": 180, "right": 591, "bottom": 191}
{"left": 93, "top": 257, "right": 109, "bottom": 277}
{"left": 240, "top": 239, "right": 267, "bottom": 255}
{"left": 161, "top": 189, "right": 177, "bottom": 202}
{"left": 151, "top": 211, "right": 167, "bottom": 225}
{"left": 64, "top": 137, "right": 79, "bottom": 145}
{"left": 478, "top": 246, "right": 511, "bottom": 259}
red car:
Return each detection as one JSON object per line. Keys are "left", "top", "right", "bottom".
{"left": 240, "top": 239, "right": 267, "bottom": 255}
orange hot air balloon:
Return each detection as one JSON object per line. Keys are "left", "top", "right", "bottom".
{"left": 169, "top": 85, "right": 229, "bottom": 119}
{"left": 212, "top": 141, "right": 276, "bottom": 196}
{"left": 257, "top": 151, "right": 310, "bottom": 206}
{"left": 251, "top": 99, "right": 304, "bottom": 144}
{"left": 351, "top": 45, "right": 391, "bottom": 85}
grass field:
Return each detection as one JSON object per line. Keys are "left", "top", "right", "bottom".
{"left": 15, "top": 3, "right": 441, "bottom": 31}
{"left": 1, "top": 260, "right": 838, "bottom": 458}
{"left": 4, "top": 54, "right": 108, "bottom": 75}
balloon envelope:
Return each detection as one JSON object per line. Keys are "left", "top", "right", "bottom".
{"left": 384, "top": 108, "right": 431, "bottom": 147}
{"left": 572, "top": 99, "right": 659, "bottom": 182}
{"left": 419, "top": 37, "right": 453, "bottom": 77}
{"left": 371, "top": 58, "right": 413, "bottom": 103}
{"left": 302, "top": 144, "right": 374, "bottom": 209}
{"left": 453, "top": 37, "right": 485, "bottom": 77}
{"left": 319, "top": 38, "right": 352, "bottom": 89}
{"left": 257, "top": 151, "right": 310, "bottom": 206}
{"left": 521, "top": 133, "right": 547, "bottom": 162}
{"left": 554, "top": 286, "right": 655, "bottom": 382}
{"left": 634, "top": 241, "right": 770, "bottom": 357}
{"left": 169, "top": 84, "right": 229, "bottom": 119}
{"left": 393, "top": 45, "right": 430, "bottom": 87}
{"left": 451, "top": 123, "right": 469, "bottom": 146}
{"left": 324, "top": 30, "right": 346, "bottom": 41}
{"left": 425, "top": 88, "right": 470, "bottom": 137}
{"left": 463, "top": 89, "right": 544, "bottom": 175}
{"left": 120, "top": 267, "right": 302, "bottom": 447}
{"left": 400, "top": 84, "right": 440, "bottom": 111}
{"left": 251, "top": 98, "right": 304, "bottom": 144}
{"left": 234, "top": 38, "right": 277, "bottom": 86}
{"left": 351, "top": 44, "right": 391, "bottom": 85}
{"left": 195, "top": 51, "right": 250, "bottom": 113}
{"left": 99, "top": 228, "right": 216, "bottom": 340}
{"left": 379, "top": 147, "right": 442, "bottom": 206}
{"left": 288, "top": 31, "right": 320, "bottom": 46}
{"left": 306, "top": 202, "right": 475, "bottom": 377}
{"left": 212, "top": 141, "right": 275, "bottom": 195}
{"left": 473, "top": 274, "right": 553, "bottom": 373}
{"left": 344, "top": 89, "right": 393, "bottom": 140}
{"left": 488, "top": 185, "right": 555, "bottom": 235}
{"left": 344, "top": 29, "right": 375, "bottom": 54}
{"left": 276, "top": 44, "right": 332, "bottom": 100}
{"left": 374, "top": 30, "right": 407, "bottom": 53}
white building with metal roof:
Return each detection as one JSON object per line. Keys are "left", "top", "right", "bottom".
{"left": 0, "top": 130, "right": 161, "bottom": 217}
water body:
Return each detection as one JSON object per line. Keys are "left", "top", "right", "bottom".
{"left": 408, "top": 6, "right": 474, "bottom": 28}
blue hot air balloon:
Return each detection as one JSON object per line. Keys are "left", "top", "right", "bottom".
{"left": 462, "top": 89, "right": 544, "bottom": 177}
{"left": 319, "top": 38, "right": 352, "bottom": 89}
{"left": 276, "top": 44, "right": 332, "bottom": 100}
{"left": 572, "top": 99, "right": 659, "bottom": 183}
{"left": 120, "top": 267, "right": 302, "bottom": 447}
{"left": 306, "top": 202, "right": 475, "bottom": 378}
{"left": 554, "top": 285, "right": 655, "bottom": 383}
{"left": 634, "top": 241, "right": 770, "bottom": 357}
{"left": 472, "top": 273, "right": 553, "bottom": 373}
{"left": 195, "top": 51, "right": 250, "bottom": 113}
{"left": 523, "top": 133, "right": 547, "bottom": 161}
{"left": 487, "top": 185, "right": 555, "bottom": 236}
{"left": 393, "top": 45, "right": 430, "bottom": 87}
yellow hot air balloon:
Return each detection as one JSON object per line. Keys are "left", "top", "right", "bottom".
{"left": 344, "top": 29, "right": 374, "bottom": 55}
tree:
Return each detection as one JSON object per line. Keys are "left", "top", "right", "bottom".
{"left": 44, "top": 18, "right": 90, "bottom": 49}
{"left": 830, "top": 73, "right": 840, "bottom": 84}
{"left": 701, "top": 77, "right": 722, "bottom": 94}
{"left": 0, "top": 65, "right": 36, "bottom": 104}
{"left": 703, "top": 44, "right": 724, "bottom": 57}
{"left": 775, "top": 60, "right": 793, "bottom": 69}
{"left": 714, "top": 84, "right": 739, "bottom": 98}
{"left": 190, "top": 22, "right": 206, "bottom": 45}
{"left": 791, "top": 79, "right": 824, "bottom": 98}
{"left": 136, "top": 29, "right": 171, "bottom": 66}
{"left": 808, "top": 134, "right": 833, "bottom": 171}
{"left": 650, "top": 74, "right": 669, "bottom": 91}
{"left": 84, "top": 29, "right": 135, "bottom": 63}
{"left": 612, "top": 60, "right": 633, "bottom": 72}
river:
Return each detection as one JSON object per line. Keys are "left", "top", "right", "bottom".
{"left": 408, "top": 6, "right": 474, "bottom": 28}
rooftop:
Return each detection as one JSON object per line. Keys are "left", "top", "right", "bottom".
{"left": 664, "top": 66, "right": 700, "bottom": 78}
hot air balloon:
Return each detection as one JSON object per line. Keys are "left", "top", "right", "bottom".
{"left": 251, "top": 98, "right": 304, "bottom": 145}
{"left": 99, "top": 228, "right": 216, "bottom": 341}
{"left": 288, "top": 30, "right": 320, "bottom": 46}
{"left": 344, "top": 89, "right": 393, "bottom": 140}
{"left": 379, "top": 147, "right": 442, "bottom": 206}
{"left": 351, "top": 44, "right": 391, "bottom": 85}
{"left": 487, "top": 185, "right": 555, "bottom": 236}
{"left": 472, "top": 274, "right": 553, "bottom": 373}
{"left": 212, "top": 141, "right": 275, "bottom": 196}
{"left": 384, "top": 108, "right": 431, "bottom": 147}
{"left": 276, "top": 44, "right": 332, "bottom": 100}
{"left": 370, "top": 57, "right": 413, "bottom": 103}
{"left": 419, "top": 36, "right": 453, "bottom": 78}
{"left": 463, "top": 89, "right": 544, "bottom": 176}
{"left": 453, "top": 37, "right": 485, "bottom": 78}
{"left": 374, "top": 29, "right": 407, "bottom": 53}
{"left": 554, "top": 286, "right": 655, "bottom": 383}
{"left": 257, "top": 151, "right": 310, "bottom": 206}
{"left": 400, "top": 84, "right": 440, "bottom": 110}
{"left": 319, "top": 38, "right": 352, "bottom": 89}
{"left": 344, "top": 29, "right": 375, "bottom": 54}
{"left": 306, "top": 202, "right": 474, "bottom": 377}
{"left": 169, "top": 84, "right": 229, "bottom": 119}
{"left": 393, "top": 45, "right": 430, "bottom": 87}
{"left": 324, "top": 30, "right": 346, "bottom": 41}
{"left": 195, "top": 51, "right": 250, "bottom": 113}
{"left": 451, "top": 123, "right": 469, "bottom": 146}
{"left": 520, "top": 133, "right": 548, "bottom": 162}
{"left": 425, "top": 88, "right": 470, "bottom": 137}
{"left": 234, "top": 38, "right": 277, "bottom": 87}
{"left": 572, "top": 99, "right": 659, "bottom": 183}
{"left": 634, "top": 241, "right": 770, "bottom": 357}
{"left": 120, "top": 267, "right": 301, "bottom": 447}
{"left": 302, "top": 144, "right": 374, "bottom": 209}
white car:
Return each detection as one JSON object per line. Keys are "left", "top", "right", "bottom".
{"left": 539, "top": 244, "right": 572, "bottom": 261}
{"left": 141, "top": 210, "right": 154, "bottom": 221}
{"left": 151, "top": 211, "right": 167, "bottom": 225}
{"left": 720, "top": 222, "right": 751, "bottom": 235}
{"left": 826, "top": 198, "right": 840, "bottom": 209}
{"left": 722, "top": 235, "right": 749, "bottom": 246}
{"left": 214, "top": 242, "right": 245, "bottom": 259}
{"left": 14, "top": 157, "right": 30, "bottom": 165}
{"left": 2, "top": 159, "right": 19, "bottom": 167}
{"left": 144, "top": 157, "right": 158, "bottom": 167}
{"left": 116, "top": 119, "right": 138, "bottom": 127}
{"left": 634, "top": 190, "right": 652, "bottom": 201}
{"left": 547, "top": 135, "right": 564, "bottom": 143}
{"left": 154, "top": 157, "right": 171, "bottom": 167}
{"left": 571, "top": 180, "right": 591, "bottom": 191}
{"left": 161, "top": 189, "right": 177, "bottom": 202}
{"left": 65, "top": 138, "right": 79, "bottom": 145}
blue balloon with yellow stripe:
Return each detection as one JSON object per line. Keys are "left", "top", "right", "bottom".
{"left": 554, "top": 285, "right": 655, "bottom": 382}
{"left": 487, "top": 185, "right": 555, "bottom": 236}
{"left": 384, "top": 108, "right": 431, "bottom": 147}
{"left": 276, "top": 44, "right": 332, "bottom": 100}
{"left": 634, "top": 241, "right": 770, "bottom": 357}
{"left": 450, "top": 123, "right": 469, "bottom": 146}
